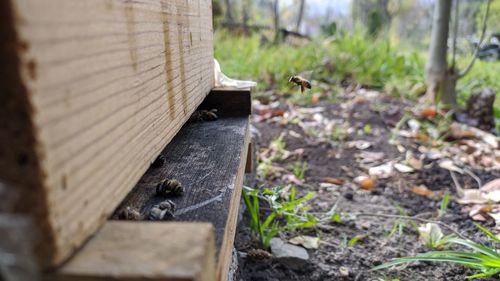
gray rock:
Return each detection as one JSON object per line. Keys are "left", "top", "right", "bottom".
{"left": 270, "top": 238, "right": 309, "bottom": 267}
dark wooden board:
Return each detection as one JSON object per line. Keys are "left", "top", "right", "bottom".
{"left": 112, "top": 90, "right": 251, "bottom": 260}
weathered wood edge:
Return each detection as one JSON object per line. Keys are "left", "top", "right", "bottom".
{"left": 216, "top": 118, "right": 250, "bottom": 281}
{"left": 43, "top": 222, "right": 216, "bottom": 281}
{"left": 0, "top": 0, "right": 56, "bottom": 267}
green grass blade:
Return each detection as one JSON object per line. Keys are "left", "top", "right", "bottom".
{"left": 261, "top": 212, "right": 277, "bottom": 230}
{"left": 474, "top": 223, "right": 500, "bottom": 244}
{"left": 450, "top": 239, "right": 500, "bottom": 259}
{"left": 372, "top": 255, "right": 488, "bottom": 271}
{"left": 466, "top": 268, "right": 500, "bottom": 279}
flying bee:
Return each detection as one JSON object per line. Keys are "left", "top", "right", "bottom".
{"left": 149, "top": 199, "right": 176, "bottom": 221}
{"left": 156, "top": 179, "right": 184, "bottom": 196}
{"left": 289, "top": 75, "right": 311, "bottom": 93}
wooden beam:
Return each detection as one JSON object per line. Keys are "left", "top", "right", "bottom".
{"left": 44, "top": 222, "right": 216, "bottom": 281}
{"left": 0, "top": 0, "right": 214, "bottom": 268}
{"left": 112, "top": 90, "right": 251, "bottom": 281}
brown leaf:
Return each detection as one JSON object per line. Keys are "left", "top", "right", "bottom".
{"left": 407, "top": 157, "right": 423, "bottom": 170}
{"left": 420, "top": 107, "right": 437, "bottom": 119}
{"left": 410, "top": 185, "right": 434, "bottom": 198}
{"left": 357, "top": 151, "right": 385, "bottom": 164}
{"left": 481, "top": 178, "right": 500, "bottom": 193}
{"left": 321, "top": 177, "right": 345, "bottom": 186}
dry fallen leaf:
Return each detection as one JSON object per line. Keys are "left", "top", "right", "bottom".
{"left": 456, "top": 189, "right": 488, "bottom": 204}
{"left": 368, "top": 163, "right": 394, "bottom": 178}
{"left": 420, "top": 107, "right": 437, "bottom": 119}
{"left": 484, "top": 191, "right": 500, "bottom": 203}
{"left": 438, "top": 159, "right": 463, "bottom": 174}
{"left": 346, "top": 140, "right": 372, "bottom": 150}
{"left": 481, "top": 178, "right": 500, "bottom": 193}
{"left": 357, "top": 151, "right": 385, "bottom": 164}
{"left": 321, "top": 177, "right": 345, "bottom": 186}
{"left": 394, "top": 163, "right": 414, "bottom": 173}
{"left": 410, "top": 185, "right": 434, "bottom": 197}
{"left": 418, "top": 223, "right": 444, "bottom": 248}
{"left": 289, "top": 235, "right": 320, "bottom": 249}
{"left": 407, "top": 157, "right": 423, "bottom": 170}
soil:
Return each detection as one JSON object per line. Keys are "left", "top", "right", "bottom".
{"left": 234, "top": 90, "right": 500, "bottom": 281}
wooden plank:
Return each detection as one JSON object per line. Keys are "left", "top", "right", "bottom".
{"left": 0, "top": 0, "right": 214, "bottom": 268}
{"left": 44, "top": 222, "right": 216, "bottom": 281}
{"left": 112, "top": 90, "right": 251, "bottom": 281}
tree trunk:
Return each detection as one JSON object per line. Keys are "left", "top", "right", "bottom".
{"left": 224, "top": 0, "right": 234, "bottom": 24}
{"left": 378, "top": 0, "right": 391, "bottom": 27}
{"left": 272, "top": 0, "right": 280, "bottom": 43}
{"left": 242, "top": 0, "right": 250, "bottom": 35}
{"left": 425, "top": 0, "right": 456, "bottom": 106}
{"left": 295, "top": 0, "right": 306, "bottom": 32}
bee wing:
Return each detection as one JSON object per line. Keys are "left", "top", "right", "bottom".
{"left": 297, "top": 70, "right": 313, "bottom": 78}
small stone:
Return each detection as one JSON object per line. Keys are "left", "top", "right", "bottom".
{"left": 270, "top": 238, "right": 309, "bottom": 267}
{"left": 339, "top": 266, "right": 349, "bottom": 277}
{"left": 343, "top": 192, "right": 354, "bottom": 201}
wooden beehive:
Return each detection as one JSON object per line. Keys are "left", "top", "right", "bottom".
{"left": 0, "top": 0, "right": 214, "bottom": 268}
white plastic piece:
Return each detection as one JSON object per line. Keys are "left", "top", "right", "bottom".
{"left": 214, "top": 59, "right": 257, "bottom": 89}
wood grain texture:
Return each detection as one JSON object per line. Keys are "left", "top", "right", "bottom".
{"left": 0, "top": 0, "right": 213, "bottom": 268}
{"left": 44, "top": 222, "right": 216, "bottom": 281}
{"left": 112, "top": 90, "right": 251, "bottom": 281}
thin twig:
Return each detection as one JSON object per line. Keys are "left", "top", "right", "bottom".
{"left": 450, "top": 170, "right": 464, "bottom": 197}
{"left": 354, "top": 212, "right": 469, "bottom": 241}
{"left": 451, "top": 0, "right": 460, "bottom": 70}
{"left": 459, "top": 0, "right": 492, "bottom": 78}
{"left": 319, "top": 240, "right": 340, "bottom": 247}
{"left": 463, "top": 168, "right": 482, "bottom": 189}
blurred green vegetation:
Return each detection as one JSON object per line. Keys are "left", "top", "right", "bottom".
{"left": 214, "top": 31, "right": 499, "bottom": 110}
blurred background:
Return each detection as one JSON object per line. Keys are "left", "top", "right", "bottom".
{"left": 212, "top": 0, "right": 499, "bottom": 115}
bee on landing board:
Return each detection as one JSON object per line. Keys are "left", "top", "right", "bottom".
{"left": 156, "top": 179, "right": 184, "bottom": 196}
{"left": 149, "top": 199, "right": 176, "bottom": 221}
{"left": 289, "top": 75, "right": 311, "bottom": 93}
{"left": 189, "top": 108, "right": 218, "bottom": 122}
{"left": 118, "top": 206, "right": 143, "bottom": 220}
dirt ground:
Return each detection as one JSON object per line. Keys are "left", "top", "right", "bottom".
{"left": 234, "top": 89, "right": 500, "bottom": 281}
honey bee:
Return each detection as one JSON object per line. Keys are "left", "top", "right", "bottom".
{"left": 149, "top": 199, "right": 176, "bottom": 220}
{"left": 156, "top": 179, "right": 184, "bottom": 196}
{"left": 151, "top": 155, "right": 165, "bottom": 169}
{"left": 247, "top": 248, "right": 272, "bottom": 260}
{"left": 189, "top": 108, "right": 218, "bottom": 122}
{"left": 201, "top": 109, "right": 218, "bottom": 121}
{"left": 289, "top": 75, "right": 311, "bottom": 93}
{"left": 118, "top": 206, "right": 143, "bottom": 220}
